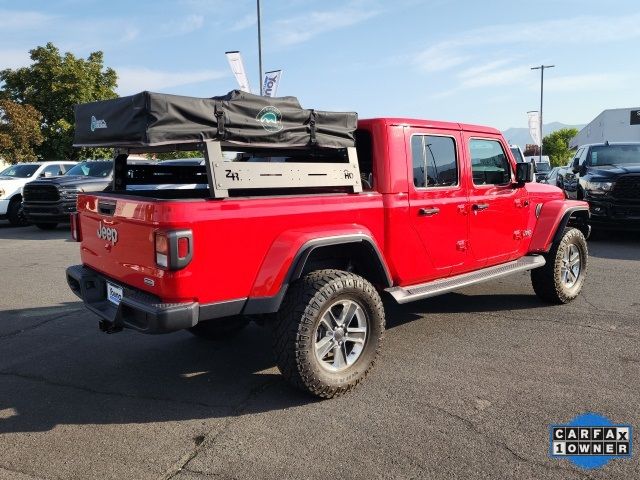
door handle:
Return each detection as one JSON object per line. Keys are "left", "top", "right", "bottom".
{"left": 418, "top": 207, "right": 440, "bottom": 216}
{"left": 472, "top": 203, "right": 489, "bottom": 211}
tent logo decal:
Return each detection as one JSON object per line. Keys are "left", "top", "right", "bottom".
{"left": 256, "top": 106, "right": 283, "bottom": 133}
{"left": 90, "top": 115, "right": 108, "bottom": 132}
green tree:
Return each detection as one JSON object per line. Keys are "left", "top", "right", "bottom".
{"left": 0, "top": 100, "right": 44, "bottom": 164}
{"left": 543, "top": 128, "right": 579, "bottom": 167}
{"left": 0, "top": 43, "right": 117, "bottom": 160}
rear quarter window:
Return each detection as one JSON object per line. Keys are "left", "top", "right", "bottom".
{"left": 411, "top": 135, "right": 458, "bottom": 188}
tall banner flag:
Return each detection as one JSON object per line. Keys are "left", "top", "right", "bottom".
{"left": 262, "top": 70, "right": 283, "bottom": 97}
{"left": 225, "top": 51, "right": 251, "bottom": 93}
{"left": 527, "top": 110, "right": 541, "bottom": 145}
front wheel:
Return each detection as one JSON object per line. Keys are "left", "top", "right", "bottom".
{"left": 7, "top": 198, "right": 29, "bottom": 226}
{"left": 531, "top": 227, "right": 588, "bottom": 304}
{"left": 272, "top": 269, "right": 385, "bottom": 398}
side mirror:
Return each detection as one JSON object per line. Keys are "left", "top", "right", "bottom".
{"left": 571, "top": 158, "right": 580, "bottom": 174}
{"left": 43, "top": 171, "right": 53, "bottom": 177}
{"left": 515, "top": 162, "right": 534, "bottom": 185}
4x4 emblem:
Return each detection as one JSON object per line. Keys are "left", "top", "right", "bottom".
{"left": 97, "top": 221, "right": 118, "bottom": 245}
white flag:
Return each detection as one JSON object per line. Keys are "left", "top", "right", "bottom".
{"left": 262, "top": 70, "right": 283, "bottom": 97}
{"left": 225, "top": 51, "right": 251, "bottom": 93}
{"left": 527, "top": 111, "right": 541, "bottom": 145}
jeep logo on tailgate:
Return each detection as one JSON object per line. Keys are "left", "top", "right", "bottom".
{"left": 97, "top": 221, "right": 118, "bottom": 245}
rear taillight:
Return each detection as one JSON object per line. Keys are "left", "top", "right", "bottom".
{"left": 70, "top": 213, "right": 82, "bottom": 242}
{"left": 177, "top": 237, "right": 190, "bottom": 258}
{"left": 155, "top": 229, "right": 193, "bottom": 270}
{"left": 155, "top": 233, "right": 169, "bottom": 268}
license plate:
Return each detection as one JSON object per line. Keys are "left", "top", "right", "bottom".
{"left": 107, "top": 283, "right": 123, "bottom": 306}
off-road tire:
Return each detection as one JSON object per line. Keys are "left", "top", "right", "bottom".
{"left": 35, "top": 223, "right": 58, "bottom": 230}
{"left": 272, "top": 269, "right": 385, "bottom": 399}
{"left": 7, "top": 197, "right": 28, "bottom": 226}
{"left": 531, "top": 227, "right": 588, "bottom": 304}
{"left": 188, "top": 316, "right": 249, "bottom": 340}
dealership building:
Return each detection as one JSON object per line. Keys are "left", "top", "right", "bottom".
{"left": 570, "top": 107, "right": 640, "bottom": 148}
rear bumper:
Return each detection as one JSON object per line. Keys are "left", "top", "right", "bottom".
{"left": 66, "top": 265, "right": 199, "bottom": 333}
{"left": 66, "top": 265, "right": 247, "bottom": 334}
{"left": 23, "top": 200, "right": 76, "bottom": 223}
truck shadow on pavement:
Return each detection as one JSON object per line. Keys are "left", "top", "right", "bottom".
{"left": 383, "top": 292, "right": 545, "bottom": 329}
{"left": 587, "top": 231, "right": 640, "bottom": 261}
{"left": 0, "top": 223, "right": 70, "bottom": 240}
{"left": 0, "top": 304, "right": 315, "bottom": 435}
{"left": 0, "top": 291, "right": 549, "bottom": 434}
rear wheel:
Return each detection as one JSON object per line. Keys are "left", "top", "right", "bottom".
{"left": 188, "top": 316, "right": 249, "bottom": 340}
{"left": 35, "top": 223, "right": 58, "bottom": 230}
{"left": 7, "top": 197, "right": 29, "bottom": 226}
{"left": 272, "top": 269, "right": 385, "bottom": 398}
{"left": 531, "top": 227, "right": 588, "bottom": 304}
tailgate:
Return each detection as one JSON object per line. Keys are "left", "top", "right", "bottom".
{"left": 77, "top": 194, "right": 188, "bottom": 300}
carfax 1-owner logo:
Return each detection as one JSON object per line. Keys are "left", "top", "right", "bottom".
{"left": 256, "top": 106, "right": 283, "bottom": 133}
{"left": 550, "top": 413, "right": 632, "bottom": 469}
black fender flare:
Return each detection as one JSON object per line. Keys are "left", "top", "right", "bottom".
{"left": 552, "top": 206, "right": 590, "bottom": 244}
{"left": 243, "top": 234, "right": 392, "bottom": 315}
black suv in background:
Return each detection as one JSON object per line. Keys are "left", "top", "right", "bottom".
{"left": 559, "top": 142, "right": 640, "bottom": 230}
{"left": 23, "top": 161, "right": 115, "bottom": 229}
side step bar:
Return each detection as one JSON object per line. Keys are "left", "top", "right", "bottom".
{"left": 386, "top": 255, "right": 546, "bottom": 304}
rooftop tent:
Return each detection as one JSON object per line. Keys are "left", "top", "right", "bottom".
{"left": 73, "top": 90, "right": 357, "bottom": 150}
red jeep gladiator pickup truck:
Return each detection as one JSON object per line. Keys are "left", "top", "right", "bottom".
{"left": 66, "top": 91, "right": 590, "bottom": 398}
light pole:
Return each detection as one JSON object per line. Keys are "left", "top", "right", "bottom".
{"left": 531, "top": 65, "right": 554, "bottom": 164}
{"left": 257, "top": 0, "right": 263, "bottom": 95}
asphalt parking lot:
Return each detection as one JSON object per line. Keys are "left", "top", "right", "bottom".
{"left": 0, "top": 223, "right": 638, "bottom": 480}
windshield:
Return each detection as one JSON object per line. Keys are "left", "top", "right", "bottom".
{"left": 0, "top": 164, "right": 40, "bottom": 178}
{"left": 65, "top": 161, "right": 113, "bottom": 177}
{"left": 588, "top": 145, "right": 640, "bottom": 166}
{"left": 535, "top": 162, "right": 551, "bottom": 172}
{"left": 510, "top": 148, "right": 524, "bottom": 163}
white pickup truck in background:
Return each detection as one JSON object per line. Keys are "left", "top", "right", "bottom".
{"left": 0, "top": 161, "right": 76, "bottom": 226}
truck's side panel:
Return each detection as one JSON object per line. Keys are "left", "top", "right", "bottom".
{"left": 248, "top": 224, "right": 385, "bottom": 298}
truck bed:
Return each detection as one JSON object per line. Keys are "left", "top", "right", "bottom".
{"left": 76, "top": 190, "right": 385, "bottom": 306}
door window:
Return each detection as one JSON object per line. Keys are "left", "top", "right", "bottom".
{"left": 470, "top": 139, "right": 512, "bottom": 186}
{"left": 411, "top": 135, "right": 458, "bottom": 188}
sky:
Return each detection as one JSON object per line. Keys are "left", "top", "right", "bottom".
{"left": 1, "top": 0, "right": 639, "bottom": 130}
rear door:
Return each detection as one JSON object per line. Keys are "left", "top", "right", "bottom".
{"left": 465, "top": 136, "right": 529, "bottom": 267}
{"left": 406, "top": 127, "right": 469, "bottom": 281}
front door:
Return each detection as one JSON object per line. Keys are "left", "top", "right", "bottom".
{"left": 465, "top": 136, "right": 529, "bottom": 267}
{"left": 407, "top": 129, "right": 469, "bottom": 282}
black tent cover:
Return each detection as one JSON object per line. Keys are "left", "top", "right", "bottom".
{"left": 73, "top": 90, "right": 357, "bottom": 149}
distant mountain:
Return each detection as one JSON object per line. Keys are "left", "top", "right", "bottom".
{"left": 502, "top": 122, "right": 585, "bottom": 147}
